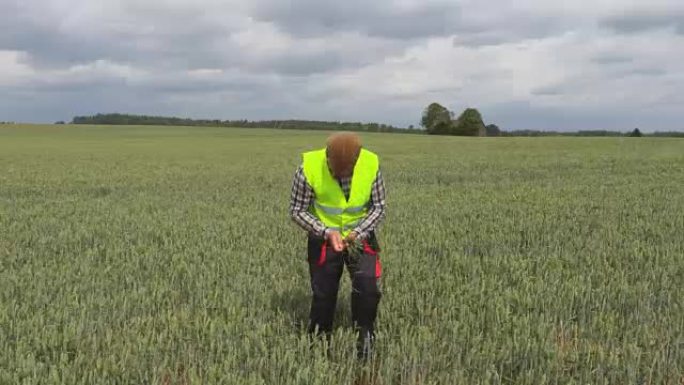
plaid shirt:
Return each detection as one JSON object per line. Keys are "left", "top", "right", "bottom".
{"left": 289, "top": 165, "right": 386, "bottom": 240}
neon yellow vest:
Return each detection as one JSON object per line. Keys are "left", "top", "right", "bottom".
{"left": 302, "top": 148, "right": 379, "bottom": 237}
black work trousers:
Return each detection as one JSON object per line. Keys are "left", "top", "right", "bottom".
{"left": 306, "top": 232, "right": 382, "bottom": 336}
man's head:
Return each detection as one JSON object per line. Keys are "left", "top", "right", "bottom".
{"left": 326, "top": 132, "right": 361, "bottom": 179}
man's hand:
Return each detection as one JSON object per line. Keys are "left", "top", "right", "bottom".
{"left": 345, "top": 231, "right": 359, "bottom": 244}
{"left": 326, "top": 230, "right": 344, "bottom": 252}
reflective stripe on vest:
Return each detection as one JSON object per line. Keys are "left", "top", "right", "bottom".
{"left": 315, "top": 201, "right": 368, "bottom": 215}
{"left": 326, "top": 219, "right": 362, "bottom": 232}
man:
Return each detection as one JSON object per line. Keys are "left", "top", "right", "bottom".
{"left": 289, "top": 132, "right": 386, "bottom": 360}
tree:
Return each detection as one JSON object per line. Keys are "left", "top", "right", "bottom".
{"left": 453, "top": 108, "right": 486, "bottom": 136}
{"left": 485, "top": 124, "right": 501, "bottom": 137}
{"left": 629, "top": 128, "right": 643, "bottom": 137}
{"left": 421, "top": 103, "right": 453, "bottom": 135}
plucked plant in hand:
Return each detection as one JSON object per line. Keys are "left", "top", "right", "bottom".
{"left": 345, "top": 237, "right": 364, "bottom": 269}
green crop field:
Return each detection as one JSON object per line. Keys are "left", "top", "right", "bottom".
{"left": 1, "top": 124, "right": 683, "bottom": 384}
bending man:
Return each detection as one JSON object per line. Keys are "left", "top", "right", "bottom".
{"left": 289, "top": 132, "right": 386, "bottom": 360}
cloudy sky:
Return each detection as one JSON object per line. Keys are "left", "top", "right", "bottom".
{"left": 1, "top": 0, "right": 683, "bottom": 131}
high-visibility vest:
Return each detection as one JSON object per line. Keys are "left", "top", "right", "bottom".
{"left": 302, "top": 148, "right": 379, "bottom": 237}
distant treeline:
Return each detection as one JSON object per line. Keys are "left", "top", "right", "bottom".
{"left": 420, "top": 102, "right": 684, "bottom": 138}
{"left": 498, "top": 129, "right": 684, "bottom": 137}
{"left": 71, "top": 113, "right": 423, "bottom": 134}
{"left": 69, "top": 113, "right": 684, "bottom": 137}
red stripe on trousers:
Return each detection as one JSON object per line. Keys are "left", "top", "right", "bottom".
{"left": 317, "top": 240, "right": 328, "bottom": 266}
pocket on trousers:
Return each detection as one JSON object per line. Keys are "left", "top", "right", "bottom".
{"left": 307, "top": 234, "right": 325, "bottom": 263}
{"left": 309, "top": 234, "right": 337, "bottom": 267}
{"left": 361, "top": 240, "right": 381, "bottom": 278}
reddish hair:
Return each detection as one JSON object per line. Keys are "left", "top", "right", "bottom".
{"left": 326, "top": 132, "right": 361, "bottom": 178}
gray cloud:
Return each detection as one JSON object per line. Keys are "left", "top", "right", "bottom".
{"left": 531, "top": 85, "right": 565, "bottom": 96}
{"left": 452, "top": 16, "right": 572, "bottom": 47}
{"left": 628, "top": 67, "right": 668, "bottom": 77}
{"left": 602, "top": 11, "right": 684, "bottom": 34}
{"left": 483, "top": 100, "right": 684, "bottom": 132}
{"left": 591, "top": 53, "right": 634, "bottom": 64}
{"left": 138, "top": 76, "right": 256, "bottom": 94}
{"left": 1, "top": 0, "right": 684, "bottom": 131}
{"left": 252, "top": 0, "right": 574, "bottom": 47}
{"left": 0, "top": 2, "right": 237, "bottom": 70}
{"left": 0, "top": 0, "right": 403, "bottom": 77}
{"left": 249, "top": 0, "right": 462, "bottom": 39}
{"left": 254, "top": 51, "right": 354, "bottom": 76}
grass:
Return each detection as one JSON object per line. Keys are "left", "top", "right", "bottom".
{"left": 1, "top": 124, "right": 683, "bottom": 384}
